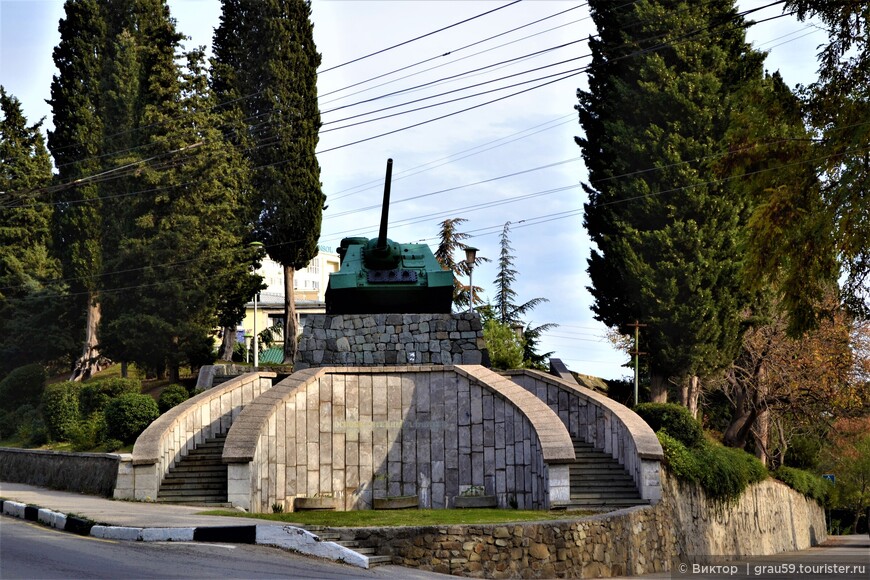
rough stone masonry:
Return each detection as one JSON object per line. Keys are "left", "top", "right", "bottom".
{"left": 295, "top": 313, "right": 486, "bottom": 369}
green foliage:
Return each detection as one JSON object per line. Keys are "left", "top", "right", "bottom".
{"left": 578, "top": 0, "right": 768, "bottom": 386}
{"left": 79, "top": 377, "right": 141, "bottom": 416}
{"left": 636, "top": 403, "right": 704, "bottom": 448}
{"left": 213, "top": 0, "right": 325, "bottom": 363}
{"left": 658, "top": 432, "right": 767, "bottom": 503}
{"left": 158, "top": 384, "right": 189, "bottom": 414}
{"left": 14, "top": 405, "right": 48, "bottom": 447}
{"left": 41, "top": 382, "right": 81, "bottom": 441}
{"left": 483, "top": 319, "right": 524, "bottom": 370}
{"left": 69, "top": 413, "right": 107, "bottom": 452}
{"left": 773, "top": 466, "right": 830, "bottom": 502}
{"left": 0, "top": 364, "right": 47, "bottom": 411}
{"left": 657, "top": 432, "right": 701, "bottom": 482}
{"left": 103, "top": 393, "right": 159, "bottom": 444}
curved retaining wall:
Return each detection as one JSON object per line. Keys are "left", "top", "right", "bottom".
{"left": 333, "top": 471, "right": 826, "bottom": 577}
{"left": 0, "top": 448, "right": 119, "bottom": 497}
{"left": 505, "top": 369, "right": 663, "bottom": 503}
{"left": 223, "top": 366, "right": 574, "bottom": 513}
{"left": 115, "top": 371, "right": 275, "bottom": 501}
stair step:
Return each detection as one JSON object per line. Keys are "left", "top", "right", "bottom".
{"left": 367, "top": 555, "right": 393, "bottom": 567}
{"left": 158, "top": 432, "right": 229, "bottom": 505}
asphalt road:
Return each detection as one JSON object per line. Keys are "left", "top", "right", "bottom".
{"left": 0, "top": 517, "right": 450, "bottom": 580}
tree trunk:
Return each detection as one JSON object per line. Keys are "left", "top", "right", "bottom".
{"left": 753, "top": 407, "right": 769, "bottom": 466}
{"left": 687, "top": 375, "right": 701, "bottom": 419}
{"left": 219, "top": 326, "right": 236, "bottom": 361}
{"left": 723, "top": 405, "right": 757, "bottom": 448}
{"left": 121, "top": 361, "right": 128, "bottom": 378}
{"left": 70, "top": 292, "right": 104, "bottom": 382}
{"left": 283, "top": 265, "right": 298, "bottom": 364}
{"left": 650, "top": 373, "right": 668, "bottom": 403}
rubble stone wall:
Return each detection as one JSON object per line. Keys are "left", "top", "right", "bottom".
{"left": 295, "top": 313, "right": 485, "bottom": 369}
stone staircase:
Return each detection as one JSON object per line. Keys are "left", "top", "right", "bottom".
{"left": 557, "top": 437, "right": 648, "bottom": 510}
{"left": 305, "top": 527, "right": 392, "bottom": 567}
{"left": 157, "top": 433, "right": 229, "bottom": 505}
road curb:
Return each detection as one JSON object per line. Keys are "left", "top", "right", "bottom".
{"left": 0, "top": 499, "right": 369, "bottom": 568}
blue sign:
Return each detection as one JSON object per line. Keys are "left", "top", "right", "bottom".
{"left": 822, "top": 474, "right": 835, "bottom": 483}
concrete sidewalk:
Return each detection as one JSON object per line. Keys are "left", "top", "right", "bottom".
{"left": 0, "top": 482, "right": 372, "bottom": 568}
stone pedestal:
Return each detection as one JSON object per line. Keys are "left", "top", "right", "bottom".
{"left": 295, "top": 312, "right": 486, "bottom": 369}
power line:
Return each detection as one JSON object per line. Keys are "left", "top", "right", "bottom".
{"left": 317, "top": 0, "right": 524, "bottom": 74}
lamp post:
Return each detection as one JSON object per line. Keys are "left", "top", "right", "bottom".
{"left": 249, "top": 242, "right": 264, "bottom": 369}
{"left": 464, "top": 246, "right": 478, "bottom": 313}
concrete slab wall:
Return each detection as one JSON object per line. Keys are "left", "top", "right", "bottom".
{"left": 224, "top": 366, "right": 575, "bottom": 513}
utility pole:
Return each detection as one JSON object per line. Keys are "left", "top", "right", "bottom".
{"left": 627, "top": 320, "right": 647, "bottom": 407}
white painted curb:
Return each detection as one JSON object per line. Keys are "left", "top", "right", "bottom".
{"left": 256, "top": 525, "right": 369, "bottom": 569}
{"left": 91, "top": 525, "right": 144, "bottom": 541}
{"left": 141, "top": 527, "right": 196, "bottom": 542}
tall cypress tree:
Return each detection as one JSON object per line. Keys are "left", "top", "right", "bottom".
{"left": 577, "top": 0, "right": 765, "bottom": 402}
{"left": 47, "top": 0, "right": 107, "bottom": 380}
{"left": 213, "top": 0, "right": 325, "bottom": 363}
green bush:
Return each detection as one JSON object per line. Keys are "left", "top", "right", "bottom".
{"left": 79, "top": 378, "right": 141, "bottom": 417}
{"left": 15, "top": 405, "right": 48, "bottom": 447}
{"left": 657, "top": 431, "right": 701, "bottom": 482}
{"left": 70, "top": 413, "right": 107, "bottom": 452}
{"left": 636, "top": 402, "right": 705, "bottom": 448}
{"left": 103, "top": 393, "right": 159, "bottom": 444}
{"left": 103, "top": 438, "right": 124, "bottom": 452}
{"left": 0, "top": 364, "right": 47, "bottom": 411}
{"left": 658, "top": 432, "right": 767, "bottom": 503}
{"left": 158, "top": 384, "right": 189, "bottom": 414}
{"left": 42, "top": 382, "right": 81, "bottom": 441}
{"left": 773, "top": 466, "right": 831, "bottom": 502}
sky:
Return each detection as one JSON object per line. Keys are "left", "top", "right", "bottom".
{"left": 0, "top": 0, "right": 826, "bottom": 380}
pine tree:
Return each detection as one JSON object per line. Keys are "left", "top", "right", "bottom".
{"left": 434, "top": 217, "right": 482, "bottom": 311}
{"left": 576, "top": 0, "right": 766, "bottom": 402}
{"left": 492, "top": 221, "right": 554, "bottom": 368}
{"left": 0, "top": 88, "right": 70, "bottom": 374}
{"left": 212, "top": 0, "right": 325, "bottom": 363}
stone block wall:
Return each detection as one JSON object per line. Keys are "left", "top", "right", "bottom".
{"left": 505, "top": 370, "right": 663, "bottom": 503}
{"left": 334, "top": 470, "right": 827, "bottom": 578}
{"left": 117, "top": 371, "right": 275, "bottom": 501}
{"left": 295, "top": 313, "right": 485, "bottom": 369}
{"left": 223, "top": 366, "right": 574, "bottom": 513}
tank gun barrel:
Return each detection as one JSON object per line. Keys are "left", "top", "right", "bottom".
{"left": 377, "top": 158, "right": 393, "bottom": 249}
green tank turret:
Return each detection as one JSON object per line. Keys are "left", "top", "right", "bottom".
{"left": 325, "top": 159, "right": 454, "bottom": 314}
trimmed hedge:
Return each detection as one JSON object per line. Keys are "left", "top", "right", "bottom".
{"left": 42, "top": 382, "right": 81, "bottom": 441}
{"left": 636, "top": 402, "right": 705, "bottom": 448}
{"left": 104, "top": 393, "right": 159, "bottom": 444}
{"left": 79, "top": 377, "right": 141, "bottom": 416}
{"left": 158, "top": 384, "right": 189, "bottom": 414}
{"left": 773, "top": 466, "right": 831, "bottom": 502}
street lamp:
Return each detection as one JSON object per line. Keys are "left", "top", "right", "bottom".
{"left": 464, "top": 246, "right": 479, "bottom": 313}
{"left": 249, "top": 242, "right": 264, "bottom": 369}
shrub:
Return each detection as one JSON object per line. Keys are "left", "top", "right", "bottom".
{"left": 0, "top": 364, "right": 47, "bottom": 411}
{"left": 158, "top": 384, "right": 189, "bottom": 414}
{"left": 657, "top": 431, "right": 701, "bottom": 482}
{"left": 103, "top": 438, "right": 124, "bottom": 452}
{"left": 79, "top": 378, "right": 141, "bottom": 417}
{"left": 15, "top": 405, "right": 48, "bottom": 447}
{"left": 70, "top": 413, "right": 107, "bottom": 452}
{"left": 659, "top": 432, "right": 767, "bottom": 503}
{"left": 636, "top": 402, "right": 705, "bottom": 448}
{"left": 773, "top": 466, "right": 831, "bottom": 502}
{"left": 42, "top": 382, "right": 81, "bottom": 441}
{"left": 103, "top": 393, "right": 159, "bottom": 444}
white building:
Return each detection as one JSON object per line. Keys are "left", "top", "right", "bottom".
{"left": 240, "top": 245, "right": 341, "bottom": 345}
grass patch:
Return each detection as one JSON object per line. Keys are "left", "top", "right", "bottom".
{"left": 198, "top": 508, "right": 591, "bottom": 527}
